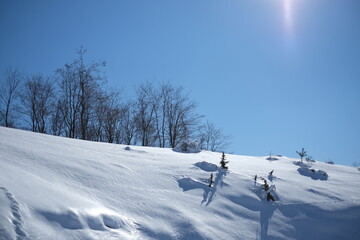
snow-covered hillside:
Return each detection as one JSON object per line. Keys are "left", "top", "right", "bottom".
{"left": 0, "top": 127, "right": 359, "bottom": 240}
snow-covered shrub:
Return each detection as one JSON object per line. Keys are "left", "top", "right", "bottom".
{"left": 317, "top": 170, "right": 327, "bottom": 176}
{"left": 352, "top": 161, "right": 360, "bottom": 171}
{"left": 173, "top": 141, "right": 201, "bottom": 153}
{"left": 306, "top": 156, "right": 316, "bottom": 163}
{"left": 297, "top": 167, "right": 328, "bottom": 180}
{"left": 266, "top": 152, "right": 278, "bottom": 161}
{"left": 254, "top": 184, "right": 279, "bottom": 202}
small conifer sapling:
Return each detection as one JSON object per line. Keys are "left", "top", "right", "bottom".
{"left": 220, "top": 152, "right": 229, "bottom": 169}
{"left": 208, "top": 173, "right": 214, "bottom": 187}
{"left": 263, "top": 179, "right": 269, "bottom": 191}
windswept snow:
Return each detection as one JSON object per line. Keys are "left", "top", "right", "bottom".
{"left": 0, "top": 126, "right": 359, "bottom": 240}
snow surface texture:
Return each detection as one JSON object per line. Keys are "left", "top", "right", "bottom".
{"left": 0, "top": 127, "right": 359, "bottom": 240}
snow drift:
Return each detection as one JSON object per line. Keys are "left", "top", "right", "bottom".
{"left": 0, "top": 127, "right": 359, "bottom": 240}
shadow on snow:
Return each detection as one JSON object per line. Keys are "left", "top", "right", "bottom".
{"left": 229, "top": 192, "right": 360, "bottom": 240}
{"left": 176, "top": 169, "right": 228, "bottom": 206}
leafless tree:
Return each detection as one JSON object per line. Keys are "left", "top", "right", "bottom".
{"left": 141, "top": 82, "right": 202, "bottom": 148}
{"left": 98, "top": 91, "right": 123, "bottom": 143}
{"left": 51, "top": 100, "right": 64, "bottom": 136}
{"left": 56, "top": 63, "right": 80, "bottom": 138}
{"left": 200, "top": 121, "right": 231, "bottom": 152}
{"left": 20, "top": 74, "right": 54, "bottom": 133}
{"left": 55, "top": 47, "right": 106, "bottom": 139}
{"left": 135, "top": 82, "right": 158, "bottom": 146}
{"left": 76, "top": 48, "right": 106, "bottom": 140}
{"left": 88, "top": 91, "right": 108, "bottom": 142}
{"left": 154, "top": 84, "right": 169, "bottom": 147}
{"left": 1, "top": 50, "right": 224, "bottom": 153}
{"left": 120, "top": 101, "right": 138, "bottom": 145}
{"left": 0, "top": 68, "right": 23, "bottom": 127}
{"left": 163, "top": 85, "right": 200, "bottom": 148}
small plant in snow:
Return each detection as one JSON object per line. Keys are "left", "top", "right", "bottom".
{"left": 208, "top": 173, "right": 214, "bottom": 187}
{"left": 306, "top": 156, "right": 315, "bottom": 165}
{"left": 296, "top": 148, "right": 307, "bottom": 163}
{"left": 266, "top": 152, "right": 278, "bottom": 161}
{"left": 220, "top": 152, "right": 229, "bottom": 169}
{"left": 352, "top": 161, "right": 360, "bottom": 171}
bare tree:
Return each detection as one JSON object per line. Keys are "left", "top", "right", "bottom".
{"left": 154, "top": 84, "right": 169, "bottom": 147}
{"left": 51, "top": 100, "right": 64, "bottom": 136}
{"left": 55, "top": 47, "right": 106, "bottom": 139}
{"left": 20, "top": 74, "right": 54, "bottom": 133}
{"left": 96, "top": 91, "right": 123, "bottom": 143}
{"left": 76, "top": 47, "right": 106, "bottom": 140}
{"left": 0, "top": 68, "right": 23, "bottom": 127}
{"left": 91, "top": 92, "right": 108, "bottom": 142}
{"left": 140, "top": 82, "right": 203, "bottom": 148}
{"left": 200, "top": 121, "right": 231, "bottom": 152}
{"left": 120, "top": 101, "right": 138, "bottom": 145}
{"left": 163, "top": 85, "right": 200, "bottom": 148}
{"left": 56, "top": 63, "right": 80, "bottom": 138}
{"left": 1, "top": 51, "right": 219, "bottom": 153}
{"left": 135, "top": 82, "right": 158, "bottom": 146}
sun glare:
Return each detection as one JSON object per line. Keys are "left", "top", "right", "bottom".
{"left": 283, "top": 0, "right": 294, "bottom": 36}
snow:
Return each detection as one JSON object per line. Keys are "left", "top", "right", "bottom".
{"left": 194, "top": 161, "right": 218, "bottom": 172}
{"left": 0, "top": 126, "right": 359, "bottom": 240}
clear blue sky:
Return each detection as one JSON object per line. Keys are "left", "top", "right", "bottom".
{"left": 1, "top": 0, "right": 359, "bottom": 166}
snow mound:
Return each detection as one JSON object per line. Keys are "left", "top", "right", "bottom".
{"left": 297, "top": 167, "right": 328, "bottom": 180}
{"left": 194, "top": 161, "right": 218, "bottom": 172}
{"left": 254, "top": 185, "right": 280, "bottom": 202}
{"left": 40, "top": 210, "right": 83, "bottom": 230}
{"left": 177, "top": 177, "right": 208, "bottom": 191}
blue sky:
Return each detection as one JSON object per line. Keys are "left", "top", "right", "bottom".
{"left": 1, "top": 0, "right": 359, "bottom": 166}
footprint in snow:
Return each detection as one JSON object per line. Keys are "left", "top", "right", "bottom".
{"left": 39, "top": 208, "right": 134, "bottom": 234}
{"left": 0, "top": 187, "right": 27, "bottom": 240}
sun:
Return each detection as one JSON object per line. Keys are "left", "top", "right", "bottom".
{"left": 283, "top": 0, "right": 294, "bottom": 36}
{"left": 282, "top": 0, "right": 298, "bottom": 46}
